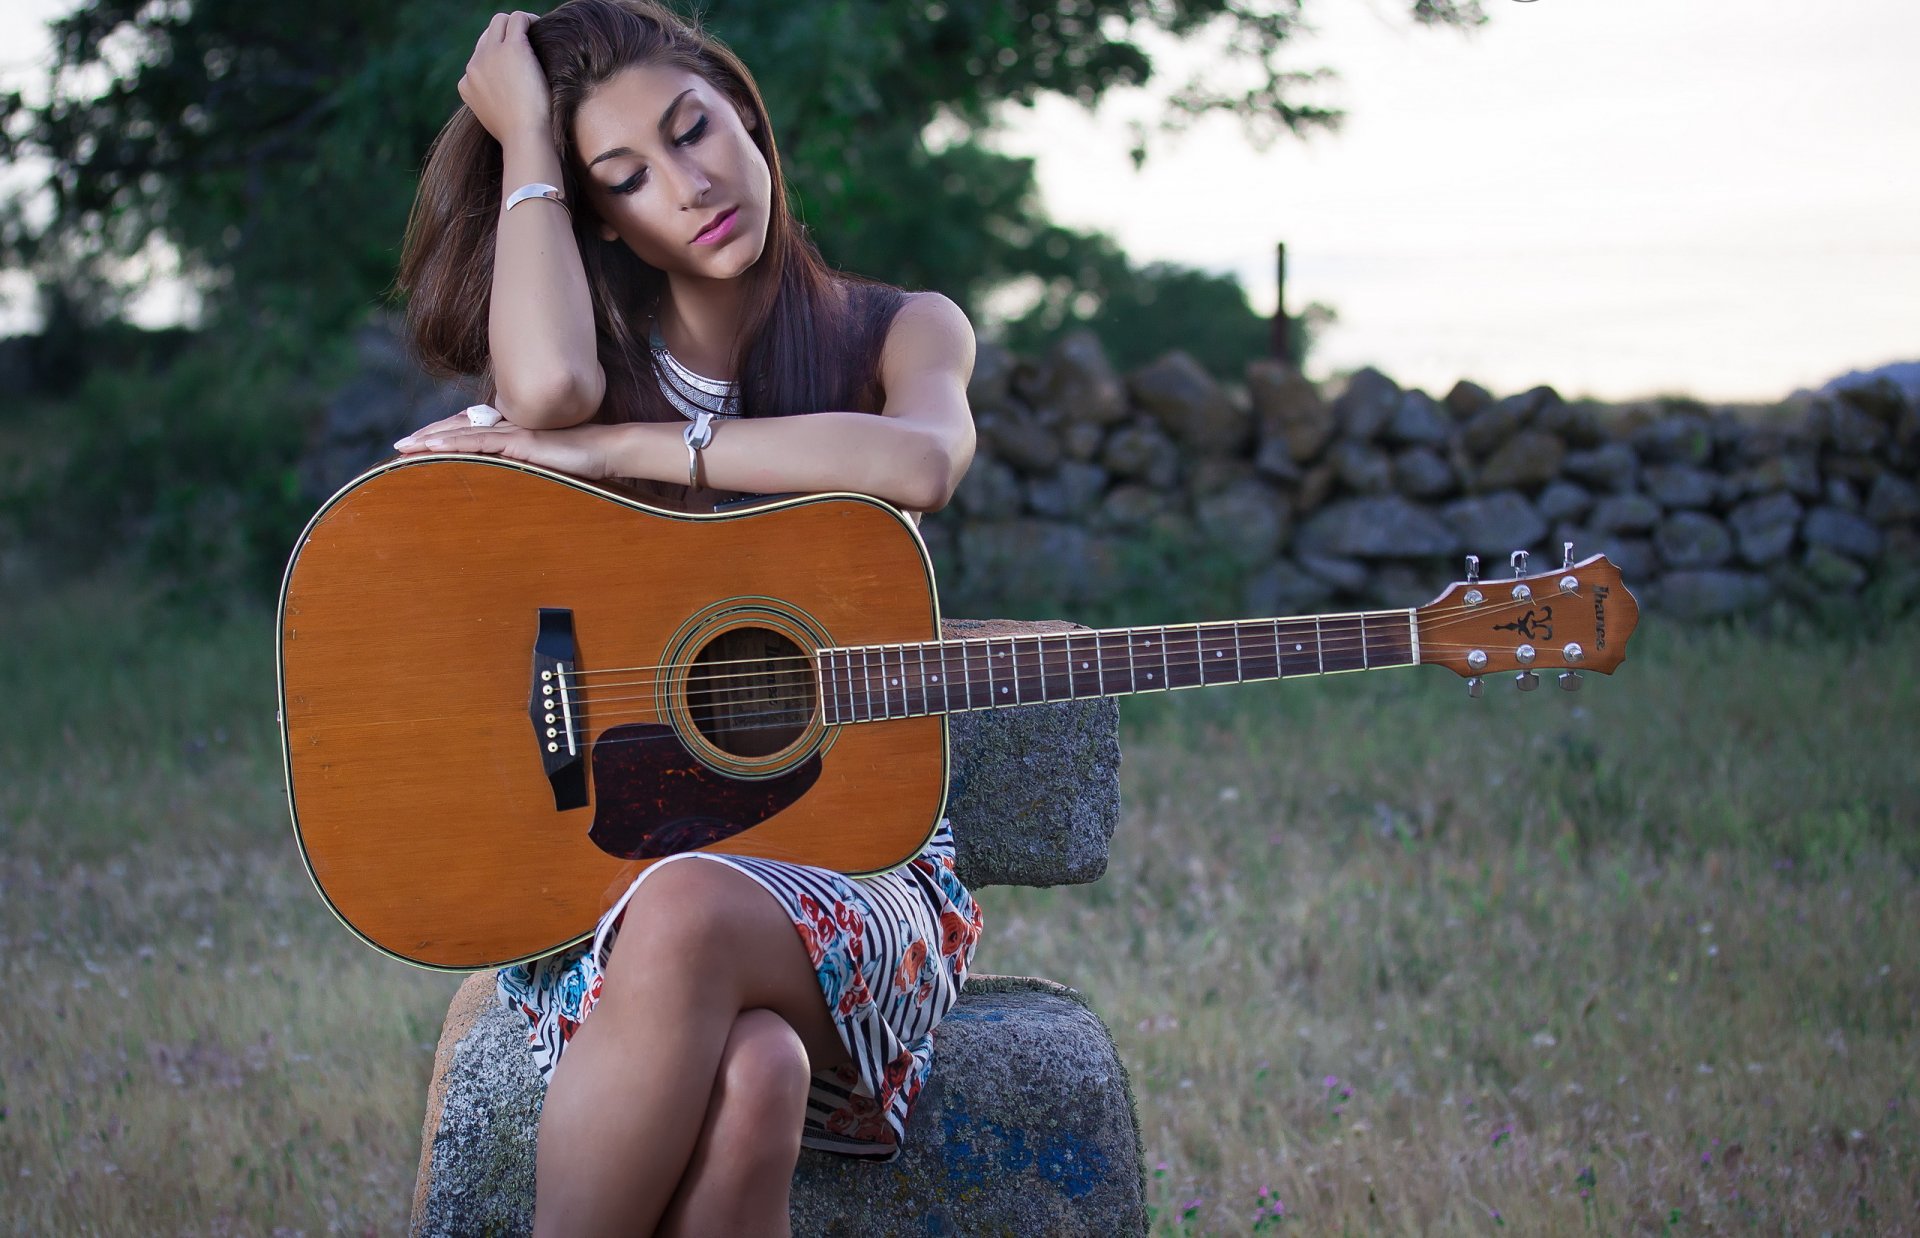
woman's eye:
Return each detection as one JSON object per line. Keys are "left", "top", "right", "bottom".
{"left": 673, "top": 115, "right": 709, "bottom": 146}
{"left": 611, "top": 170, "right": 646, "bottom": 195}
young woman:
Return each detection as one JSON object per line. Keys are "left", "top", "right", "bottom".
{"left": 393, "top": 3, "right": 982, "bottom": 1234}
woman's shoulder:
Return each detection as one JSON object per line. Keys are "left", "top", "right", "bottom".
{"left": 878, "top": 291, "right": 974, "bottom": 372}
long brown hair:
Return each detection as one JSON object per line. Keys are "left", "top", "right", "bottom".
{"left": 397, "top": 0, "right": 904, "bottom": 433}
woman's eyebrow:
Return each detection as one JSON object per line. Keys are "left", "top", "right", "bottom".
{"left": 587, "top": 89, "right": 697, "bottom": 167}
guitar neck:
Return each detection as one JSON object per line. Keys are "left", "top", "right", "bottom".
{"left": 818, "top": 609, "right": 1419, "bottom": 724}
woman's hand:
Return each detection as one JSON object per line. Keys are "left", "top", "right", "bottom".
{"left": 459, "top": 11, "right": 553, "bottom": 146}
{"left": 395, "top": 411, "right": 620, "bottom": 481}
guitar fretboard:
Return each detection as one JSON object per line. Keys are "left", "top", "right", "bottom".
{"left": 817, "top": 610, "right": 1418, "bottom": 724}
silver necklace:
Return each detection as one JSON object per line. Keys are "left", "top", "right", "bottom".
{"left": 650, "top": 325, "right": 741, "bottom": 421}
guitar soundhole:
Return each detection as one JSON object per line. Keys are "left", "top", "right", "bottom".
{"left": 687, "top": 627, "right": 815, "bottom": 758}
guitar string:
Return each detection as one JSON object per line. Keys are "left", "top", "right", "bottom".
{"left": 553, "top": 588, "right": 1575, "bottom": 685}
{"left": 541, "top": 595, "right": 1568, "bottom": 709}
{"left": 546, "top": 638, "right": 1562, "bottom": 731}
{"left": 564, "top": 628, "right": 1554, "bottom": 709}
{"left": 310, "top": 632, "right": 1568, "bottom": 741}
{"left": 564, "top": 636, "right": 1540, "bottom": 749}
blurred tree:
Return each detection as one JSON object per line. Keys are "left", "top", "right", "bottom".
{"left": 1, "top": 0, "right": 1485, "bottom": 353}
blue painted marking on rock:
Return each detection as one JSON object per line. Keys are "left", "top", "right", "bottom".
{"left": 940, "top": 1101, "right": 1110, "bottom": 1198}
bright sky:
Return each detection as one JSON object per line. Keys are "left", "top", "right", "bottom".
{"left": 3, "top": 0, "right": 1916, "bottom": 403}
{"left": 994, "top": 0, "right": 1920, "bottom": 402}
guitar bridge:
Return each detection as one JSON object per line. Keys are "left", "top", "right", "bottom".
{"left": 530, "top": 608, "right": 588, "bottom": 811}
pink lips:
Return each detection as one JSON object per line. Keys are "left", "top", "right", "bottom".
{"left": 692, "top": 207, "right": 739, "bottom": 246}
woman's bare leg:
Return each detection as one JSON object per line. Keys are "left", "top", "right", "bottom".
{"left": 655, "top": 1008, "right": 811, "bottom": 1238}
{"left": 530, "top": 858, "right": 852, "bottom": 1238}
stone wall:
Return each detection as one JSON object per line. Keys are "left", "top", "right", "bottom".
{"left": 926, "top": 331, "right": 1920, "bottom": 622}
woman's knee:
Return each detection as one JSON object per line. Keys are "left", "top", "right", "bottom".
{"left": 603, "top": 858, "right": 754, "bottom": 987}
{"left": 705, "top": 1009, "right": 811, "bottom": 1165}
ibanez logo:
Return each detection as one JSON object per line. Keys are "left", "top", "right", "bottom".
{"left": 1593, "top": 585, "right": 1610, "bottom": 649}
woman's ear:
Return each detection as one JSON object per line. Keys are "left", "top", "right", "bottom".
{"left": 599, "top": 220, "right": 620, "bottom": 243}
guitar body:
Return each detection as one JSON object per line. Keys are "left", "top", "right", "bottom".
{"left": 277, "top": 456, "right": 947, "bottom": 971}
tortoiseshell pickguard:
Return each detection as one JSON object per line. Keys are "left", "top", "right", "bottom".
{"left": 586, "top": 723, "right": 821, "bottom": 860}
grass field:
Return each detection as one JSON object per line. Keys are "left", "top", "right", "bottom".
{"left": 1, "top": 567, "right": 1915, "bottom": 1235}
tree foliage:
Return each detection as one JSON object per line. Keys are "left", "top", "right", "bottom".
{"left": 1, "top": 0, "right": 1485, "bottom": 354}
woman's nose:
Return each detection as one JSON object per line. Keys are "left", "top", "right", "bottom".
{"left": 669, "top": 161, "right": 713, "bottom": 210}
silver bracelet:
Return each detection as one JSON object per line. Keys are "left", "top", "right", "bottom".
{"left": 683, "top": 411, "right": 717, "bottom": 488}
{"left": 504, "top": 182, "right": 569, "bottom": 215}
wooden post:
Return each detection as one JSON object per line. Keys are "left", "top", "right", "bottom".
{"left": 1270, "top": 241, "right": 1293, "bottom": 367}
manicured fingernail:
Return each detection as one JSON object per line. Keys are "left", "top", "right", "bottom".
{"left": 394, "top": 436, "right": 415, "bottom": 449}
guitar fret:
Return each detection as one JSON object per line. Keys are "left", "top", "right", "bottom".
{"left": 915, "top": 644, "right": 929, "bottom": 717}
{"left": 1159, "top": 626, "right": 1170, "bottom": 690}
{"left": 1314, "top": 617, "right": 1325, "bottom": 674}
{"left": 994, "top": 637, "right": 1014, "bottom": 705}
{"left": 1360, "top": 618, "right": 1370, "bottom": 669}
{"left": 1127, "top": 628, "right": 1138, "bottom": 693}
{"left": 1035, "top": 634, "right": 1049, "bottom": 703}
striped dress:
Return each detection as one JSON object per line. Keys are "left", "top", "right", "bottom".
{"left": 495, "top": 820, "right": 982, "bottom": 1159}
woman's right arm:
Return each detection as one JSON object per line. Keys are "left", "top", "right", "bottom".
{"left": 464, "top": 11, "right": 605, "bottom": 428}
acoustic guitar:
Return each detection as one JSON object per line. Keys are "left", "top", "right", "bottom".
{"left": 277, "top": 455, "right": 1639, "bottom": 970}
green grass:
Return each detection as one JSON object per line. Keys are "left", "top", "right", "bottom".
{"left": 1, "top": 570, "right": 1915, "bottom": 1233}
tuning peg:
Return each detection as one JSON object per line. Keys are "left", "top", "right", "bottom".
{"left": 1467, "top": 676, "right": 1483, "bottom": 699}
{"left": 1515, "top": 670, "right": 1540, "bottom": 692}
{"left": 1561, "top": 540, "right": 1575, "bottom": 571}
{"left": 1511, "top": 550, "right": 1529, "bottom": 578}
{"left": 1465, "top": 554, "right": 1480, "bottom": 584}
{"left": 1558, "top": 671, "right": 1583, "bottom": 692}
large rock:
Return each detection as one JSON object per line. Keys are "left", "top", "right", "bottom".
{"left": 1733, "top": 452, "right": 1821, "bottom": 500}
{"left": 1194, "top": 479, "right": 1290, "bottom": 566}
{"left": 1461, "top": 395, "right": 1532, "bottom": 457}
{"left": 1643, "top": 464, "right": 1718, "bottom": 510}
{"left": 413, "top": 977, "right": 1146, "bottom": 1238}
{"left": 1442, "top": 379, "right": 1494, "bottom": 422}
{"left": 1100, "top": 418, "right": 1181, "bottom": 489}
{"left": 1810, "top": 393, "right": 1890, "bottom": 454}
{"left": 1391, "top": 447, "right": 1457, "bottom": 499}
{"left": 978, "top": 404, "right": 1062, "bottom": 474}
{"left": 1727, "top": 492, "right": 1801, "bottom": 565}
{"left": 1867, "top": 474, "right": 1920, "bottom": 524}
{"left": 1536, "top": 480, "right": 1594, "bottom": 524}
{"left": 1588, "top": 493, "right": 1663, "bottom": 535}
{"left": 1329, "top": 440, "right": 1394, "bottom": 494}
{"left": 941, "top": 623, "right": 1122, "bottom": 889}
{"left": 1045, "top": 330, "right": 1130, "bottom": 426}
{"left": 1329, "top": 367, "right": 1401, "bottom": 441}
{"left": 1442, "top": 491, "right": 1547, "bottom": 556}
{"left": 1561, "top": 444, "right": 1640, "bottom": 493}
{"left": 1248, "top": 360, "right": 1333, "bottom": 464}
{"left": 1474, "top": 429, "right": 1566, "bottom": 491}
{"left": 1130, "top": 351, "right": 1248, "bottom": 454}
{"left": 1654, "top": 511, "right": 1734, "bottom": 569}
{"left": 1295, "top": 496, "right": 1460, "bottom": 558}
{"left": 1802, "top": 506, "right": 1884, "bottom": 560}
{"left": 1385, "top": 390, "right": 1451, "bottom": 447}
{"left": 1632, "top": 414, "right": 1714, "bottom": 466}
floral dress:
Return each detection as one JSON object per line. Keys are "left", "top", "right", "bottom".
{"left": 496, "top": 819, "right": 983, "bottom": 1160}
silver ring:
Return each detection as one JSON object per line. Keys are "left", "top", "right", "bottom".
{"left": 464, "top": 404, "right": 503, "bottom": 428}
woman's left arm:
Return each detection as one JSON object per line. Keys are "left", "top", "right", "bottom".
{"left": 397, "top": 293, "right": 977, "bottom": 511}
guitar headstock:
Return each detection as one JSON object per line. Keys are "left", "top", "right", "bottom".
{"left": 1415, "top": 547, "right": 1639, "bottom": 695}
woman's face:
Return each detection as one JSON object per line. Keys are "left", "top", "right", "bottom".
{"left": 572, "top": 63, "right": 772, "bottom": 282}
